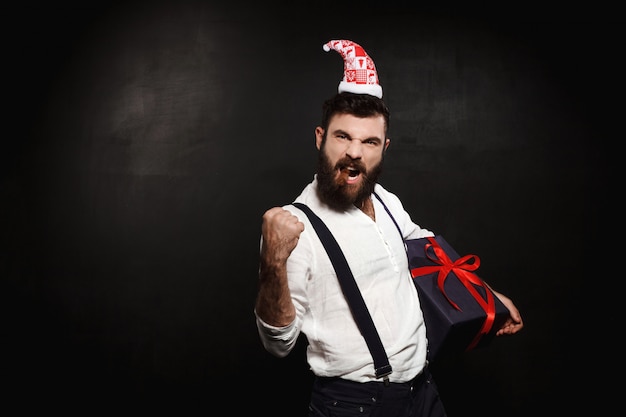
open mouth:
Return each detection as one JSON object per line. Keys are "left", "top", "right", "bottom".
{"left": 341, "top": 167, "right": 361, "bottom": 184}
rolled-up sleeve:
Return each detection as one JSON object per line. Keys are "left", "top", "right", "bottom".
{"left": 255, "top": 312, "right": 301, "bottom": 358}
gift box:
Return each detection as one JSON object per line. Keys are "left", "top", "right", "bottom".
{"left": 407, "top": 235, "right": 510, "bottom": 361}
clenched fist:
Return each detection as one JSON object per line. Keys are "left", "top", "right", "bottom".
{"left": 261, "top": 207, "right": 305, "bottom": 266}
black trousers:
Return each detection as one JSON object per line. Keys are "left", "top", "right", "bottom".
{"left": 308, "top": 367, "right": 447, "bottom": 417}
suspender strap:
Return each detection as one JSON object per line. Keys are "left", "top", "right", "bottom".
{"left": 373, "top": 192, "right": 402, "bottom": 238}
{"left": 292, "top": 202, "right": 392, "bottom": 381}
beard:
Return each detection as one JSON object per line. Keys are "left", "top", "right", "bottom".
{"left": 316, "top": 148, "right": 384, "bottom": 212}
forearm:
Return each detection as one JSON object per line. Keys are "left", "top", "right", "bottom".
{"left": 254, "top": 258, "right": 300, "bottom": 358}
{"left": 484, "top": 282, "right": 524, "bottom": 335}
{"left": 255, "top": 259, "right": 296, "bottom": 327}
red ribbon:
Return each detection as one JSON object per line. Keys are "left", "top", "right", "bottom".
{"left": 410, "top": 237, "right": 497, "bottom": 351}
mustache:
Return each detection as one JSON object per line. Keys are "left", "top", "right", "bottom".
{"left": 335, "top": 157, "right": 367, "bottom": 173}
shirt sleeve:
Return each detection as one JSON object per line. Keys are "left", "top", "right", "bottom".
{"left": 254, "top": 312, "right": 301, "bottom": 358}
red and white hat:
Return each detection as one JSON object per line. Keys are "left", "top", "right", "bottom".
{"left": 323, "top": 39, "right": 383, "bottom": 99}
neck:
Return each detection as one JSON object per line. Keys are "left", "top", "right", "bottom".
{"left": 359, "top": 196, "right": 375, "bottom": 221}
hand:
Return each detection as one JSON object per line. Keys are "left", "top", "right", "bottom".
{"left": 492, "top": 290, "right": 524, "bottom": 336}
{"left": 261, "top": 207, "right": 305, "bottom": 265}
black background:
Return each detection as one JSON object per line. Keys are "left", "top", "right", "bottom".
{"left": 2, "top": 2, "right": 616, "bottom": 415}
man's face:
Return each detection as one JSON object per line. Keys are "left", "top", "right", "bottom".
{"left": 315, "top": 113, "right": 389, "bottom": 211}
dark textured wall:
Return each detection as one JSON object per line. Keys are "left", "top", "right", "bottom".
{"left": 3, "top": 2, "right": 614, "bottom": 416}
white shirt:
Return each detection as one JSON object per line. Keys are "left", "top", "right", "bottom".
{"left": 255, "top": 176, "right": 435, "bottom": 383}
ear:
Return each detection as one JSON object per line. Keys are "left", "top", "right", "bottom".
{"left": 384, "top": 138, "right": 390, "bottom": 152}
{"left": 315, "top": 127, "right": 324, "bottom": 150}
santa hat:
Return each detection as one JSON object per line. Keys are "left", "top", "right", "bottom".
{"left": 323, "top": 39, "right": 383, "bottom": 99}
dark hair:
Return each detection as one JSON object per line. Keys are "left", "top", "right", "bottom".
{"left": 320, "top": 92, "right": 390, "bottom": 132}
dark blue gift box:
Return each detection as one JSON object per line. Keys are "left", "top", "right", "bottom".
{"left": 407, "top": 235, "right": 510, "bottom": 361}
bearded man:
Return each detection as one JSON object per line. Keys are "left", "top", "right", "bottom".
{"left": 254, "top": 41, "right": 523, "bottom": 417}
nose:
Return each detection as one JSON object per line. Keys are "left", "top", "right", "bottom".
{"left": 345, "top": 139, "right": 363, "bottom": 159}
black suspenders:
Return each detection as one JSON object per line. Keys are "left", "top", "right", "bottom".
{"left": 292, "top": 202, "right": 392, "bottom": 381}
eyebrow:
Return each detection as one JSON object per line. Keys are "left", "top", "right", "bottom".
{"left": 332, "top": 129, "right": 383, "bottom": 144}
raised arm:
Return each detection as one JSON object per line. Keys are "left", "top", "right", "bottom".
{"left": 255, "top": 207, "right": 304, "bottom": 327}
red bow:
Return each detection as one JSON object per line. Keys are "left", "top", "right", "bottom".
{"left": 410, "top": 237, "right": 497, "bottom": 351}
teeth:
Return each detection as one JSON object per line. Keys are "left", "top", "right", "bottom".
{"left": 340, "top": 167, "right": 360, "bottom": 179}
